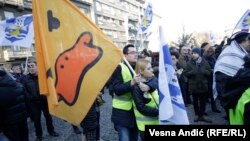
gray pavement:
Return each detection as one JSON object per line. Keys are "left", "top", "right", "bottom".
{"left": 28, "top": 88, "right": 228, "bottom": 141}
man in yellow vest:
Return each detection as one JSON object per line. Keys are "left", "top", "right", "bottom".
{"left": 110, "top": 44, "right": 156, "bottom": 141}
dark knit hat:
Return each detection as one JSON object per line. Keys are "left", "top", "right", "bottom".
{"left": 192, "top": 47, "right": 201, "bottom": 56}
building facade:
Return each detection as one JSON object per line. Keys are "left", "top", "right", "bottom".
{"left": 0, "top": 0, "right": 146, "bottom": 66}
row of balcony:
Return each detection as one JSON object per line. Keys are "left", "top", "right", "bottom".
{"left": 3, "top": 50, "right": 32, "bottom": 61}
{"left": 0, "top": 0, "right": 92, "bottom": 9}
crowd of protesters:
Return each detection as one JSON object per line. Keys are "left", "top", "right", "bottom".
{"left": 0, "top": 31, "right": 250, "bottom": 141}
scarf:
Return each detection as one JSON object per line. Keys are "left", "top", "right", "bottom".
{"left": 213, "top": 41, "right": 249, "bottom": 99}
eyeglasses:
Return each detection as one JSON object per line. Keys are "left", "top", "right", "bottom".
{"left": 28, "top": 64, "right": 35, "bottom": 68}
{"left": 127, "top": 51, "right": 138, "bottom": 55}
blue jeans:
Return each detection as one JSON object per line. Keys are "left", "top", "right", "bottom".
{"left": 115, "top": 124, "right": 138, "bottom": 141}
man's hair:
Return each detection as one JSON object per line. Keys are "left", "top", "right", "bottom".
{"left": 201, "top": 42, "right": 209, "bottom": 49}
{"left": 11, "top": 63, "right": 21, "bottom": 69}
{"left": 28, "top": 60, "right": 37, "bottom": 65}
{"left": 170, "top": 51, "right": 179, "bottom": 59}
{"left": 123, "top": 44, "right": 135, "bottom": 54}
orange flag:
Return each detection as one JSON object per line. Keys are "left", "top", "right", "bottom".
{"left": 32, "top": 0, "right": 123, "bottom": 125}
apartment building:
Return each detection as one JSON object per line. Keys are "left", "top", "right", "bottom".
{"left": 0, "top": 0, "right": 146, "bottom": 66}
{"left": 93, "top": 0, "right": 146, "bottom": 48}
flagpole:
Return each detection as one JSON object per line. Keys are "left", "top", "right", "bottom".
{"left": 24, "top": 54, "right": 29, "bottom": 74}
{"left": 123, "top": 56, "right": 136, "bottom": 75}
{"left": 133, "top": 30, "right": 140, "bottom": 52}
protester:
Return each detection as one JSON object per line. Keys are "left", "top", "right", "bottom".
{"left": 21, "top": 61, "right": 59, "bottom": 141}
{"left": 184, "top": 47, "right": 212, "bottom": 123}
{"left": 214, "top": 31, "right": 250, "bottom": 123}
{"left": 109, "top": 44, "right": 140, "bottom": 141}
{"left": 80, "top": 99, "right": 100, "bottom": 141}
{"left": 223, "top": 55, "right": 250, "bottom": 124}
{"left": 0, "top": 66, "right": 29, "bottom": 141}
{"left": 11, "top": 63, "right": 24, "bottom": 83}
{"left": 203, "top": 46, "right": 221, "bottom": 113}
{"left": 132, "top": 59, "right": 158, "bottom": 141}
{"left": 177, "top": 45, "right": 192, "bottom": 106}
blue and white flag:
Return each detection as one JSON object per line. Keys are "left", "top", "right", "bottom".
{"left": 139, "top": 2, "right": 153, "bottom": 34}
{"left": 0, "top": 14, "right": 34, "bottom": 48}
{"left": 158, "top": 26, "right": 189, "bottom": 125}
{"left": 235, "top": 9, "right": 250, "bottom": 30}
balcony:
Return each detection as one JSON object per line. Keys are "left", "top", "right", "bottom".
{"left": 95, "top": 11, "right": 124, "bottom": 21}
{"left": 74, "top": 0, "right": 92, "bottom": 5}
{"left": 23, "top": 0, "right": 32, "bottom": 9}
{"left": 3, "top": 0, "right": 23, "bottom": 6}
{"left": 3, "top": 50, "right": 32, "bottom": 61}
{"left": 136, "top": 0, "right": 146, "bottom": 4}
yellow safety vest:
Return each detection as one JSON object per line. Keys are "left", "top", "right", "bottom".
{"left": 112, "top": 63, "right": 133, "bottom": 110}
{"left": 133, "top": 90, "right": 159, "bottom": 131}
{"left": 229, "top": 87, "right": 250, "bottom": 125}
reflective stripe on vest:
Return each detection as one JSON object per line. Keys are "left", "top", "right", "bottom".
{"left": 112, "top": 63, "right": 133, "bottom": 110}
{"left": 229, "top": 87, "right": 250, "bottom": 125}
{"left": 133, "top": 90, "right": 159, "bottom": 131}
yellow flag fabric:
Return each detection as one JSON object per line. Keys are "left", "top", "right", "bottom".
{"left": 32, "top": 0, "right": 123, "bottom": 125}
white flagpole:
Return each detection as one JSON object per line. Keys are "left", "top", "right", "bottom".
{"left": 23, "top": 53, "right": 29, "bottom": 75}
{"left": 123, "top": 56, "right": 136, "bottom": 75}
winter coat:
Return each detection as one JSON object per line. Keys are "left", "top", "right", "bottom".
{"left": 21, "top": 74, "right": 41, "bottom": 102}
{"left": 0, "top": 72, "right": 28, "bottom": 125}
{"left": 184, "top": 58, "right": 211, "bottom": 94}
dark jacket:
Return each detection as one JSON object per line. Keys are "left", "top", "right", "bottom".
{"left": 80, "top": 101, "right": 99, "bottom": 131}
{"left": 222, "top": 63, "right": 250, "bottom": 108}
{"left": 184, "top": 58, "right": 211, "bottom": 94}
{"left": 132, "top": 77, "right": 158, "bottom": 117}
{"left": 214, "top": 40, "right": 225, "bottom": 59}
{"left": 21, "top": 74, "right": 41, "bottom": 102}
{"left": 222, "top": 64, "right": 250, "bottom": 124}
{"left": 11, "top": 73, "right": 24, "bottom": 83}
{"left": 0, "top": 72, "right": 28, "bottom": 125}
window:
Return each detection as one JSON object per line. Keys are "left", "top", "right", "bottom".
{"left": 12, "top": 45, "right": 20, "bottom": 51}
{"left": 79, "top": 8, "right": 91, "bottom": 18}
{"left": 113, "top": 31, "right": 118, "bottom": 39}
{"left": 4, "top": 11, "right": 14, "bottom": 20}
{"left": 96, "top": 2, "right": 102, "bottom": 11}
{"left": 30, "top": 44, "right": 35, "bottom": 52}
{"left": 110, "top": 7, "right": 115, "bottom": 15}
{"left": 102, "top": 4, "right": 110, "bottom": 11}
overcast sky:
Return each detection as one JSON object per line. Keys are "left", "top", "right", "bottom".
{"left": 148, "top": 0, "right": 250, "bottom": 41}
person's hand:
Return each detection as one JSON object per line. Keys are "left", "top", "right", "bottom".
{"left": 224, "top": 36, "right": 228, "bottom": 42}
{"left": 131, "top": 74, "right": 141, "bottom": 85}
{"left": 139, "top": 82, "right": 150, "bottom": 92}
{"left": 176, "top": 68, "right": 183, "bottom": 75}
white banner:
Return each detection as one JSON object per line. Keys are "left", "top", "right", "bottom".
{"left": 0, "top": 14, "right": 34, "bottom": 48}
